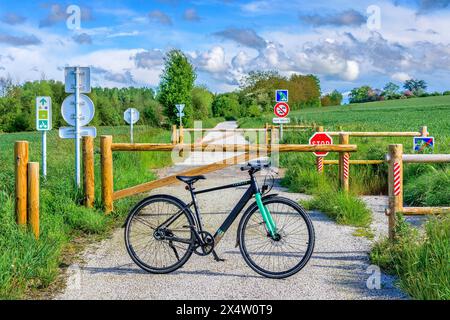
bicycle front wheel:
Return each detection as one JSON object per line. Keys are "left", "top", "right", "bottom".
{"left": 238, "top": 196, "right": 315, "bottom": 279}
{"left": 124, "top": 195, "right": 195, "bottom": 274}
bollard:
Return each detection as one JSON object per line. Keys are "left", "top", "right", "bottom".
{"left": 101, "top": 135, "right": 113, "bottom": 213}
{"left": 387, "top": 144, "right": 403, "bottom": 240}
{"left": 15, "top": 141, "right": 29, "bottom": 225}
{"left": 338, "top": 133, "right": 350, "bottom": 192}
{"left": 83, "top": 136, "right": 95, "bottom": 208}
{"left": 27, "top": 162, "right": 39, "bottom": 239}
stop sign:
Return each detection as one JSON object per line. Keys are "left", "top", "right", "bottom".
{"left": 309, "top": 132, "right": 333, "bottom": 157}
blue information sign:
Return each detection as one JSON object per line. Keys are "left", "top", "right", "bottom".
{"left": 413, "top": 137, "right": 434, "bottom": 153}
{"left": 276, "top": 90, "right": 288, "bottom": 102}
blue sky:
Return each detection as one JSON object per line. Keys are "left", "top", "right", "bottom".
{"left": 1, "top": 0, "right": 450, "bottom": 95}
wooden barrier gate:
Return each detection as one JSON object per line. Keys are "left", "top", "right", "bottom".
{"left": 314, "top": 126, "right": 429, "bottom": 192}
{"left": 385, "top": 144, "right": 450, "bottom": 240}
{"left": 100, "top": 135, "right": 357, "bottom": 213}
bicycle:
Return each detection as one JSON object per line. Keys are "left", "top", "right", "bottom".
{"left": 124, "top": 159, "right": 315, "bottom": 279}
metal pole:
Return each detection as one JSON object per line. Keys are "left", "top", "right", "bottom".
{"left": 42, "top": 130, "right": 47, "bottom": 178}
{"left": 280, "top": 123, "right": 283, "bottom": 141}
{"left": 75, "top": 67, "right": 81, "bottom": 187}
{"left": 130, "top": 109, "right": 134, "bottom": 144}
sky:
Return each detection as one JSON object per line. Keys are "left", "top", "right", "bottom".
{"left": 1, "top": 0, "right": 450, "bottom": 95}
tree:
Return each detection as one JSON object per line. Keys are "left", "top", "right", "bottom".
{"left": 383, "top": 82, "right": 400, "bottom": 99}
{"left": 212, "top": 93, "right": 240, "bottom": 119}
{"left": 403, "top": 79, "right": 427, "bottom": 96}
{"left": 158, "top": 49, "right": 196, "bottom": 126}
{"left": 349, "top": 86, "right": 372, "bottom": 103}
{"left": 191, "top": 86, "right": 213, "bottom": 120}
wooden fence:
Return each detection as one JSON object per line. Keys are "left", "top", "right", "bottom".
{"left": 100, "top": 135, "right": 357, "bottom": 213}
{"left": 385, "top": 144, "right": 450, "bottom": 239}
{"left": 14, "top": 141, "right": 40, "bottom": 239}
{"left": 314, "top": 126, "right": 430, "bottom": 191}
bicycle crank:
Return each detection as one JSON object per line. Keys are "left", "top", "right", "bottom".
{"left": 194, "top": 231, "right": 215, "bottom": 256}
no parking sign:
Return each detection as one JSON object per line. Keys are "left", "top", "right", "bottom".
{"left": 274, "top": 102, "right": 290, "bottom": 118}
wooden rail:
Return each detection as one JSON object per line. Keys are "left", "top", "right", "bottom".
{"left": 324, "top": 160, "right": 385, "bottom": 165}
{"left": 101, "top": 135, "right": 357, "bottom": 213}
{"left": 111, "top": 143, "right": 357, "bottom": 153}
{"left": 386, "top": 144, "right": 449, "bottom": 240}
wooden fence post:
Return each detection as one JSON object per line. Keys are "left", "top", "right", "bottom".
{"left": 338, "top": 133, "right": 350, "bottom": 192}
{"left": 270, "top": 125, "right": 276, "bottom": 144}
{"left": 265, "top": 123, "right": 269, "bottom": 145}
{"left": 15, "top": 141, "right": 29, "bottom": 226}
{"left": 101, "top": 135, "right": 113, "bottom": 214}
{"left": 387, "top": 144, "right": 403, "bottom": 240}
{"left": 316, "top": 126, "right": 324, "bottom": 174}
{"left": 420, "top": 126, "right": 428, "bottom": 137}
{"left": 83, "top": 136, "right": 95, "bottom": 208}
{"left": 27, "top": 162, "right": 39, "bottom": 240}
{"left": 172, "top": 125, "right": 178, "bottom": 144}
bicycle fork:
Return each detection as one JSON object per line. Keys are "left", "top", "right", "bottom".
{"left": 255, "top": 193, "right": 278, "bottom": 238}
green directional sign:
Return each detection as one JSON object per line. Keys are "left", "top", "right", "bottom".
{"left": 36, "top": 96, "right": 52, "bottom": 131}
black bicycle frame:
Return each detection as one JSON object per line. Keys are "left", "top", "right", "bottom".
{"left": 159, "top": 174, "right": 262, "bottom": 247}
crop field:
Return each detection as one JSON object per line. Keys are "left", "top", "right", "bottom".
{"left": 239, "top": 96, "right": 450, "bottom": 201}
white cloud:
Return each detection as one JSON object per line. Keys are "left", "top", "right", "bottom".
{"left": 391, "top": 72, "right": 411, "bottom": 82}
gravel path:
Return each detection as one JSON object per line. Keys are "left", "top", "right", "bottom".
{"left": 55, "top": 122, "right": 407, "bottom": 300}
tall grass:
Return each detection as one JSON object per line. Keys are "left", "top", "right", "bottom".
{"left": 0, "top": 125, "right": 171, "bottom": 299}
{"left": 371, "top": 214, "right": 450, "bottom": 300}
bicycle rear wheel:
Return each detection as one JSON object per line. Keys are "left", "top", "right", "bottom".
{"left": 238, "top": 196, "right": 315, "bottom": 279}
{"left": 124, "top": 195, "right": 195, "bottom": 274}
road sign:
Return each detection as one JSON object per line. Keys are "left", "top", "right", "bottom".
{"left": 274, "top": 102, "right": 290, "bottom": 118}
{"left": 309, "top": 132, "right": 333, "bottom": 157}
{"left": 124, "top": 108, "right": 140, "bottom": 124}
{"left": 272, "top": 117, "right": 290, "bottom": 124}
{"left": 61, "top": 94, "right": 95, "bottom": 127}
{"left": 59, "top": 127, "right": 97, "bottom": 139}
{"left": 65, "top": 67, "right": 91, "bottom": 93}
{"left": 36, "top": 97, "right": 52, "bottom": 131}
{"left": 176, "top": 112, "right": 185, "bottom": 117}
{"left": 276, "top": 90, "right": 288, "bottom": 102}
{"left": 175, "top": 104, "right": 185, "bottom": 112}
{"left": 413, "top": 137, "right": 434, "bottom": 153}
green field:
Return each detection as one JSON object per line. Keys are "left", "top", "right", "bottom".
{"left": 0, "top": 125, "right": 172, "bottom": 299}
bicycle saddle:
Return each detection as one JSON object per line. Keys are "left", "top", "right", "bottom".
{"left": 176, "top": 175, "right": 206, "bottom": 184}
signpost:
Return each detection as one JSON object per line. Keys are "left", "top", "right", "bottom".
{"left": 36, "top": 96, "right": 52, "bottom": 177}
{"left": 124, "top": 108, "right": 140, "bottom": 143}
{"left": 175, "top": 104, "right": 185, "bottom": 127}
{"left": 309, "top": 132, "right": 333, "bottom": 157}
{"left": 413, "top": 136, "right": 434, "bottom": 153}
{"left": 273, "top": 100, "right": 290, "bottom": 140}
{"left": 63, "top": 67, "right": 93, "bottom": 188}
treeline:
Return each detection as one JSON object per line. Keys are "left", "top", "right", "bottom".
{"left": 0, "top": 77, "right": 164, "bottom": 132}
{"left": 349, "top": 79, "right": 449, "bottom": 104}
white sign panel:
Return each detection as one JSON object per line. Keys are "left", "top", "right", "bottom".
{"left": 61, "top": 94, "right": 95, "bottom": 127}
{"left": 59, "top": 126, "right": 97, "bottom": 139}
{"left": 176, "top": 112, "right": 185, "bottom": 117}
{"left": 272, "top": 117, "right": 291, "bottom": 124}
{"left": 36, "top": 96, "right": 52, "bottom": 131}
{"left": 64, "top": 67, "right": 91, "bottom": 93}
{"left": 175, "top": 104, "right": 185, "bottom": 112}
{"left": 124, "top": 108, "right": 140, "bottom": 124}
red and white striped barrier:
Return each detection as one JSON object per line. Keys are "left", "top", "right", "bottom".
{"left": 393, "top": 162, "right": 401, "bottom": 196}
{"left": 317, "top": 157, "right": 324, "bottom": 173}
{"left": 343, "top": 153, "right": 349, "bottom": 179}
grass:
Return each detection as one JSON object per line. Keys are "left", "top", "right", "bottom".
{"left": 371, "top": 214, "right": 450, "bottom": 300}
{"left": 302, "top": 188, "right": 372, "bottom": 227}
{"left": 0, "top": 124, "right": 171, "bottom": 299}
